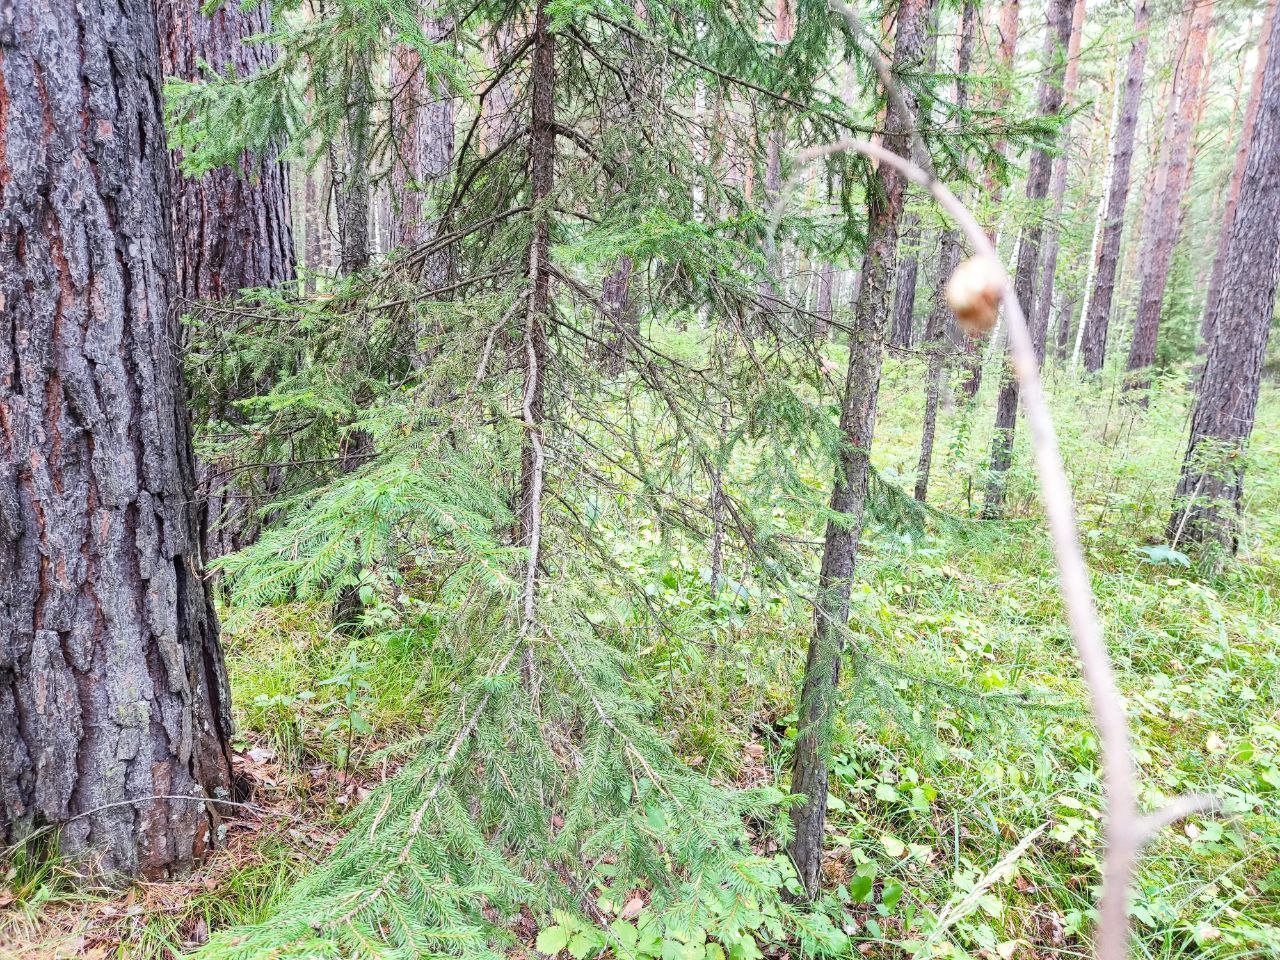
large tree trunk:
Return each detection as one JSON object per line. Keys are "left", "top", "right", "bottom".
{"left": 1079, "top": 0, "right": 1151, "bottom": 373}
{"left": 156, "top": 0, "right": 295, "bottom": 305}
{"left": 958, "top": 0, "right": 1020, "bottom": 399}
{"left": 915, "top": 0, "right": 977, "bottom": 504}
{"left": 1125, "top": 0, "right": 1213, "bottom": 381}
{"left": 1200, "top": 0, "right": 1277, "bottom": 347}
{"left": 156, "top": 0, "right": 298, "bottom": 562}
{"left": 982, "top": 0, "right": 1075, "bottom": 518}
{"left": 1168, "top": 11, "right": 1280, "bottom": 552}
{"left": 789, "top": 0, "right": 934, "bottom": 899}
{"left": 0, "top": 0, "right": 234, "bottom": 877}
{"left": 1032, "top": 0, "right": 1087, "bottom": 344}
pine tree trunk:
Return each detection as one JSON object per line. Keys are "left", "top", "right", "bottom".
{"left": 789, "top": 0, "right": 934, "bottom": 899}
{"left": 1079, "top": 0, "right": 1151, "bottom": 373}
{"left": 156, "top": 0, "right": 295, "bottom": 305}
{"left": 334, "top": 73, "right": 373, "bottom": 277}
{"left": 1200, "top": 0, "right": 1277, "bottom": 347}
{"left": 391, "top": 15, "right": 456, "bottom": 270}
{"left": 890, "top": 216, "right": 921, "bottom": 348}
{"left": 982, "top": 0, "right": 1075, "bottom": 518}
{"left": 1126, "top": 0, "right": 1213, "bottom": 381}
{"left": 1032, "top": 0, "right": 1087, "bottom": 344}
{"left": 959, "top": 0, "right": 1020, "bottom": 399}
{"left": 0, "top": 0, "right": 234, "bottom": 878}
{"left": 1168, "top": 21, "right": 1280, "bottom": 551}
{"left": 815, "top": 261, "right": 835, "bottom": 340}
{"left": 156, "top": 0, "right": 297, "bottom": 562}
{"left": 916, "top": 0, "right": 977, "bottom": 504}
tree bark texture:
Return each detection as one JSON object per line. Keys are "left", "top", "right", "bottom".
{"left": 788, "top": 0, "right": 933, "bottom": 899}
{"left": 890, "top": 215, "right": 921, "bottom": 348}
{"left": 156, "top": 0, "right": 298, "bottom": 563}
{"left": 916, "top": 0, "right": 977, "bottom": 504}
{"left": 959, "top": 0, "right": 1020, "bottom": 399}
{"left": 1126, "top": 0, "right": 1213, "bottom": 379}
{"left": 1200, "top": 0, "right": 1277, "bottom": 347}
{"left": 391, "top": 14, "right": 456, "bottom": 276}
{"left": 1079, "top": 0, "right": 1151, "bottom": 373}
{"left": 1032, "top": 0, "right": 1087, "bottom": 344}
{"left": 333, "top": 71, "right": 373, "bottom": 277}
{"left": 0, "top": 0, "right": 234, "bottom": 877}
{"left": 1168, "top": 20, "right": 1280, "bottom": 551}
{"left": 155, "top": 0, "right": 295, "bottom": 306}
{"left": 982, "top": 0, "right": 1074, "bottom": 518}
{"left": 515, "top": 0, "right": 554, "bottom": 552}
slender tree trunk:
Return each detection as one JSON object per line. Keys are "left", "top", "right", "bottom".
{"left": 1070, "top": 49, "right": 1125, "bottom": 364}
{"left": 1079, "top": 0, "right": 1151, "bottom": 373}
{"left": 1126, "top": 0, "right": 1213, "bottom": 382}
{"left": 304, "top": 167, "right": 326, "bottom": 292}
{"left": 982, "top": 0, "right": 1075, "bottom": 518}
{"left": 1033, "top": 0, "right": 1087, "bottom": 344}
{"left": 0, "top": 0, "right": 234, "bottom": 877}
{"left": 815, "top": 261, "right": 835, "bottom": 340}
{"left": 516, "top": 0, "right": 555, "bottom": 557}
{"left": 789, "top": 0, "right": 934, "bottom": 899}
{"left": 760, "top": 0, "right": 793, "bottom": 317}
{"left": 1168, "top": 22, "right": 1280, "bottom": 551}
{"left": 391, "top": 14, "right": 456, "bottom": 270}
{"left": 916, "top": 0, "right": 978, "bottom": 503}
{"left": 959, "top": 0, "right": 1020, "bottom": 398}
{"left": 333, "top": 70, "right": 373, "bottom": 276}
{"left": 1200, "top": 0, "right": 1277, "bottom": 347}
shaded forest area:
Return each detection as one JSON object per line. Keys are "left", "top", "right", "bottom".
{"left": 1, "top": 0, "right": 1279, "bottom": 957}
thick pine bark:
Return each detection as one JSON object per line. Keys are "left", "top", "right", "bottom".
{"left": 1125, "top": 0, "right": 1213, "bottom": 380}
{"left": 1200, "top": 0, "right": 1277, "bottom": 347}
{"left": 156, "top": 0, "right": 295, "bottom": 305}
{"left": 1168, "top": 20, "right": 1280, "bottom": 551}
{"left": 1032, "top": 0, "right": 1087, "bottom": 344}
{"left": 1079, "top": 0, "right": 1151, "bottom": 373}
{"left": 789, "top": 0, "right": 933, "bottom": 899}
{"left": 982, "top": 0, "right": 1075, "bottom": 518}
{"left": 156, "top": 0, "right": 297, "bottom": 562}
{"left": 916, "top": 0, "right": 977, "bottom": 504}
{"left": 0, "top": 0, "right": 234, "bottom": 877}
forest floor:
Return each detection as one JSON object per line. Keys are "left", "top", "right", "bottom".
{"left": 3, "top": 359, "right": 1279, "bottom": 960}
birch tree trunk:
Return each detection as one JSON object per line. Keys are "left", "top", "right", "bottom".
{"left": 0, "top": 0, "right": 234, "bottom": 877}
{"left": 789, "top": 0, "right": 934, "bottom": 899}
{"left": 1079, "top": 0, "right": 1151, "bottom": 373}
{"left": 1169, "top": 20, "right": 1280, "bottom": 551}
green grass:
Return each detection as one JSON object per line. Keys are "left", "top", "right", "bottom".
{"left": 4, "top": 355, "right": 1278, "bottom": 959}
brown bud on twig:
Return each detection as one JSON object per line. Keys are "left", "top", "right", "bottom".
{"left": 945, "top": 255, "right": 1007, "bottom": 337}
